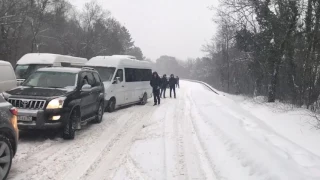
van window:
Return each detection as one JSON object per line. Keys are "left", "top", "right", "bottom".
{"left": 115, "top": 69, "right": 124, "bottom": 82}
{"left": 87, "top": 66, "right": 115, "bottom": 82}
{"left": 15, "top": 64, "right": 50, "bottom": 79}
{"left": 125, "top": 68, "right": 152, "bottom": 82}
{"left": 0, "top": 65, "right": 15, "bottom": 81}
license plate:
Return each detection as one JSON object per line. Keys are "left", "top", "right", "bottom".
{"left": 18, "top": 116, "right": 32, "bottom": 122}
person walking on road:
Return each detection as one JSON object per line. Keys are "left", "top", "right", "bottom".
{"left": 176, "top": 76, "right": 180, "bottom": 88}
{"left": 169, "top": 74, "right": 177, "bottom": 98}
{"left": 160, "top": 74, "right": 168, "bottom": 98}
{"left": 150, "top": 71, "right": 161, "bottom": 105}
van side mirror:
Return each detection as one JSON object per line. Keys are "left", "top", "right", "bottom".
{"left": 112, "top": 77, "right": 120, "bottom": 84}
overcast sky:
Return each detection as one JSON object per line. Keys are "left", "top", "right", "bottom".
{"left": 71, "top": 0, "right": 219, "bottom": 60}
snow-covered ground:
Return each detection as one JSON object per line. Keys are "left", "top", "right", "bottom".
{"left": 8, "top": 81, "right": 320, "bottom": 180}
{"left": 228, "top": 95, "right": 320, "bottom": 159}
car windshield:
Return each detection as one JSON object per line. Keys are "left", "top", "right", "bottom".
{"left": 23, "top": 71, "right": 77, "bottom": 89}
{"left": 87, "top": 66, "right": 115, "bottom": 82}
{"left": 15, "top": 64, "right": 51, "bottom": 79}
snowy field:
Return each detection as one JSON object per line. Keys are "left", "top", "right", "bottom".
{"left": 8, "top": 81, "right": 320, "bottom": 180}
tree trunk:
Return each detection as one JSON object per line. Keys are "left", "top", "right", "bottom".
{"left": 226, "top": 38, "right": 230, "bottom": 93}
{"left": 268, "top": 59, "right": 280, "bottom": 102}
{"left": 254, "top": 77, "right": 262, "bottom": 96}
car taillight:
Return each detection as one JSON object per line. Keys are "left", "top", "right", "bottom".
{"left": 10, "top": 107, "right": 18, "bottom": 116}
{"left": 9, "top": 107, "right": 19, "bottom": 139}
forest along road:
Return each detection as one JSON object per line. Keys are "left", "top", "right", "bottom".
{"left": 8, "top": 81, "right": 320, "bottom": 180}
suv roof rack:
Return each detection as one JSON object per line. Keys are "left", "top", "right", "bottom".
{"left": 82, "top": 67, "right": 95, "bottom": 71}
{"left": 112, "top": 55, "right": 136, "bottom": 59}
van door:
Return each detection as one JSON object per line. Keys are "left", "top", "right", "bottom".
{"left": 123, "top": 68, "right": 136, "bottom": 104}
{"left": 113, "top": 69, "right": 125, "bottom": 106}
{"left": 0, "top": 64, "right": 17, "bottom": 93}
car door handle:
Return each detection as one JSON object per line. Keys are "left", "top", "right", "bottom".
{"left": 122, "top": 85, "right": 125, "bottom": 87}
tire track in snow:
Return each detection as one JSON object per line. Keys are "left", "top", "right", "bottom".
{"left": 60, "top": 108, "right": 138, "bottom": 180}
{"left": 175, "top": 88, "right": 218, "bottom": 180}
{"left": 189, "top": 98, "right": 270, "bottom": 180}
{"left": 9, "top": 130, "right": 101, "bottom": 180}
{"left": 174, "top": 93, "right": 189, "bottom": 179}
{"left": 161, "top": 103, "right": 170, "bottom": 180}
{"left": 162, "top": 99, "right": 181, "bottom": 179}
{"left": 162, "top": 86, "right": 217, "bottom": 180}
{"left": 79, "top": 104, "right": 156, "bottom": 180}
{"left": 182, "top": 89, "right": 218, "bottom": 180}
{"left": 9, "top": 108, "right": 136, "bottom": 180}
{"left": 123, "top": 154, "right": 151, "bottom": 180}
{"left": 13, "top": 139, "right": 57, "bottom": 163}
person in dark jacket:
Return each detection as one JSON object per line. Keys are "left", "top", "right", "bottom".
{"left": 150, "top": 71, "right": 161, "bottom": 105}
{"left": 169, "top": 74, "right": 176, "bottom": 98}
{"left": 176, "top": 76, "right": 180, "bottom": 88}
{"left": 160, "top": 74, "right": 168, "bottom": 98}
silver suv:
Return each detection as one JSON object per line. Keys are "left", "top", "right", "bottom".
{"left": 0, "top": 94, "right": 19, "bottom": 179}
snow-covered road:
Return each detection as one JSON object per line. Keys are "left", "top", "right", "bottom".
{"left": 8, "top": 81, "right": 320, "bottom": 180}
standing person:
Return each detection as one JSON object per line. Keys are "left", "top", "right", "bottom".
{"left": 169, "top": 74, "right": 176, "bottom": 98}
{"left": 176, "top": 76, "right": 180, "bottom": 88}
{"left": 150, "top": 71, "right": 161, "bottom": 105}
{"left": 160, "top": 74, "right": 168, "bottom": 98}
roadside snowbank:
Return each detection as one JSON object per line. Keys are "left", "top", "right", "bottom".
{"left": 228, "top": 94, "right": 320, "bottom": 157}
{"left": 189, "top": 82, "right": 320, "bottom": 180}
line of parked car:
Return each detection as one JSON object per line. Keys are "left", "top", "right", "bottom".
{"left": 0, "top": 53, "right": 153, "bottom": 179}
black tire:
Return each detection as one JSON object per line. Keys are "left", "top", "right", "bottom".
{"left": 140, "top": 93, "right": 148, "bottom": 105}
{"left": 93, "top": 102, "right": 104, "bottom": 123}
{"left": 107, "top": 98, "right": 116, "bottom": 112}
{"left": 0, "top": 135, "right": 13, "bottom": 180}
{"left": 63, "top": 110, "right": 77, "bottom": 140}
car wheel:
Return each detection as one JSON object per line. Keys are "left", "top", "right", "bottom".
{"left": 93, "top": 102, "right": 104, "bottom": 123}
{"left": 63, "top": 110, "right": 77, "bottom": 140}
{"left": 0, "top": 135, "right": 13, "bottom": 180}
{"left": 108, "top": 98, "right": 116, "bottom": 112}
{"left": 140, "top": 93, "right": 147, "bottom": 105}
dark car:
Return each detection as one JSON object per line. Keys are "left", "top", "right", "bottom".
{"left": 0, "top": 94, "right": 18, "bottom": 180}
{"left": 2, "top": 67, "right": 105, "bottom": 140}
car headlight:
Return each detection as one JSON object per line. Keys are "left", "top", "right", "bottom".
{"left": 46, "top": 97, "right": 66, "bottom": 109}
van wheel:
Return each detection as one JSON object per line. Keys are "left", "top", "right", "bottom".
{"left": 108, "top": 98, "right": 116, "bottom": 112}
{"left": 63, "top": 110, "right": 77, "bottom": 140}
{"left": 93, "top": 102, "right": 104, "bottom": 123}
{"left": 0, "top": 135, "right": 13, "bottom": 180}
{"left": 140, "top": 93, "right": 148, "bottom": 105}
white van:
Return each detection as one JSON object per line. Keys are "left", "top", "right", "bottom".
{"left": 85, "top": 55, "right": 153, "bottom": 112}
{"left": 0, "top": 61, "right": 17, "bottom": 93}
{"left": 15, "top": 53, "right": 87, "bottom": 84}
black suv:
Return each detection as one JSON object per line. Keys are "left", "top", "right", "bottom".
{"left": 0, "top": 95, "right": 18, "bottom": 179}
{"left": 2, "top": 67, "right": 105, "bottom": 140}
